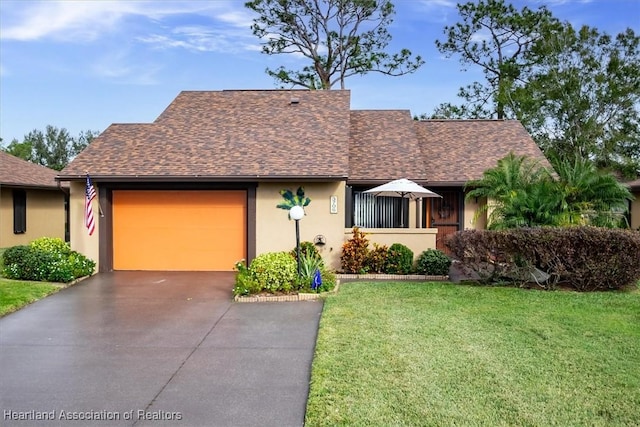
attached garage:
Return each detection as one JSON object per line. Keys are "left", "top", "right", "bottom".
{"left": 112, "top": 190, "right": 246, "bottom": 271}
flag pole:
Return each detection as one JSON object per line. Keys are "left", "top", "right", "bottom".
{"left": 86, "top": 172, "right": 104, "bottom": 218}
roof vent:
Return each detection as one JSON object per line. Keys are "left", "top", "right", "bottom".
{"left": 290, "top": 97, "right": 300, "bottom": 104}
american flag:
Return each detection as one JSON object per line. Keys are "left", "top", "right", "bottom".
{"left": 85, "top": 175, "right": 97, "bottom": 236}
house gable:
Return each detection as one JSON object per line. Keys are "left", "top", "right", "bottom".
{"left": 61, "top": 90, "right": 351, "bottom": 180}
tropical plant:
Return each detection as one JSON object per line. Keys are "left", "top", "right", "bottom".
{"left": 549, "top": 156, "right": 633, "bottom": 227}
{"left": 290, "top": 241, "right": 321, "bottom": 261}
{"left": 465, "top": 153, "right": 633, "bottom": 229}
{"left": 365, "top": 243, "right": 388, "bottom": 274}
{"left": 466, "top": 153, "right": 555, "bottom": 229}
{"left": 340, "top": 227, "right": 370, "bottom": 273}
{"left": 299, "top": 252, "right": 324, "bottom": 291}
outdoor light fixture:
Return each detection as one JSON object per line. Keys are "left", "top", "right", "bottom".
{"left": 290, "top": 205, "right": 305, "bottom": 276}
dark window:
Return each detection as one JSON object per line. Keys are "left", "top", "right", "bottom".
{"left": 13, "top": 190, "right": 26, "bottom": 234}
{"left": 348, "top": 189, "right": 408, "bottom": 228}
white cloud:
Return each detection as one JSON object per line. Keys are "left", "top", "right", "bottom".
{"left": 91, "top": 48, "right": 161, "bottom": 85}
{"left": 418, "top": 0, "right": 457, "bottom": 7}
{"left": 0, "top": 0, "right": 244, "bottom": 42}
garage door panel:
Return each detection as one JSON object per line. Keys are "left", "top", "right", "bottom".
{"left": 113, "top": 190, "right": 246, "bottom": 271}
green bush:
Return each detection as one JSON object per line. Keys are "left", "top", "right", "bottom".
{"left": 341, "top": 227, "right": 370, "bottom": 273}
{"left": 365, "top": 243, "right": 388, "bottom": 274}
{"left": 2, "top": 239, "right": 95, "bottom": 283}
{"left": 291, "top": 241, "right": 321, "bottom": 261}
{"left": 416, "top": 249, "right": 451, "bottom": 276}
{"left": 446, "top": 227, "right": 640, "bottom": 291}
{"left": 232, "top": 260, "right": 260, "bottom": 296}
{"left": 249, "top": 252, "right": 298, "bottom": 293}
{"left": 30, "top": 237, "right": 71, "bottom": 255}
{"left": 2, "top": 245, "right": 32, "bottom": 268}
{"left": 385, "top": 243, "right": 414, "bottom": 274}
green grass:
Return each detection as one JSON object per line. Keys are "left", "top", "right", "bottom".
{"left": 306, "top": 282, "right": 640, "bottom": 426}
{"left": 0, "top": 278, "right": 62, "bottom": 316}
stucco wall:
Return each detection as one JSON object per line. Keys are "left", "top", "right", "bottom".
{"left": 464, "top": 194, "right": 487, "bottom": 230}
{"left": 0, "top": 187, "right": 66, "bottom": 248}
{"left": 256, "top": 181, "right": 346, "bottom": 270}
{"left": 346, "top": 228, "right": 438, "bottom": 263}
{"left": 631, "top": 191, "right": 640, "bottom": 230}
{"left": 69, "top": 181, "right": 100, "bottom": 271}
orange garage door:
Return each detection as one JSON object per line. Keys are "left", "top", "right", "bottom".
{"left": 112, "top": 190, "right": 246, "bottom": 271}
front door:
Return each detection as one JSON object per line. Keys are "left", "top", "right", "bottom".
{"left": 425, "top": 190, "right": 462, "bottom": 253}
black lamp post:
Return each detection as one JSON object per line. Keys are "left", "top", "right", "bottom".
{"left": 290, "top": 205, "right": 305, "bottom": 276}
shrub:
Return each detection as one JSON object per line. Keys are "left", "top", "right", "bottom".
{"left": 249, "top": 252, "right": 298, "bottom": 293}
{"left": 341, "top": 227, "right": 370, "bottom": 273}
{"left": 2, "top": 245, "right": 32, "bottom": 269}
{"left": 318, "top": 267, "right": 337, "bottom": 293}
{"left": 446, "top": 227, "right": 640, "bottom": 291}
{"left": 365, "top": 243, "right": 388, "bottom": 273}
{"left": 233, "top": 260, "right": 260, "bottom": 296}
{"left": 416, "top": 249, "right": 451, "bottom": 276}
{"left": 2, "top": 239, "right": 95, "bottom": 283}
{"left": 29, "top": 237, "right": 71, "bottom": 256}
{"left": 385, "top": 243, "right": 414, "bottom": 274}
{"left": 291, "top": 241, "right": 321, "bottom": 261}
{"left": 3, "top": 246, "right": 53, "bottom": 281}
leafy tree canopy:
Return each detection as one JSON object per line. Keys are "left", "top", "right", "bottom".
{"left": 429, "top": 0, "right": 640, "bottom": 178}
{"left": 245, "top": 0, "right": 424, "bottom": 89}
{"left": 1, "top": 126, "right": 99, "bottom": 171}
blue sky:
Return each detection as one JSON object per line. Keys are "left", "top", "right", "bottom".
{"left": 1, "top": 0, "right": 638, "bottom": 143}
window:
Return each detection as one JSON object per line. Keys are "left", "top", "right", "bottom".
{"left": 13, "top": 190, "right": 26, "bottom": 234}
{"left": 347, "top": 189, "right": 408, "bottom": 228}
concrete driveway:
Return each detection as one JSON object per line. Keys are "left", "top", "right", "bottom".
{"left": 0, "top": 272, "right": 323, "bottom": 427}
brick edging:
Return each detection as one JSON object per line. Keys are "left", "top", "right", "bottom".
{"left": 336, "top": 273, "right": 449, "bottom": 281}
{"left": 234, "top": 280, "right": 341, "bottom": 303}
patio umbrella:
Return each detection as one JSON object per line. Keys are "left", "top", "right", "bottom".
{"left": 363, "top": 178, "right": 441, "bottom": 227}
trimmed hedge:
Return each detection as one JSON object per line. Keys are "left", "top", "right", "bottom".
{"left": 446, "top": 227, "right": 640, "bottom": 291}
{"left": 416, "top": 249, "right": 451, "bottom": 276}
{"left": 385, "top": 243, "right": 414, "bottom": 275}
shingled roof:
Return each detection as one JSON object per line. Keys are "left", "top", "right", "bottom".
{"left": 415, "top": 120, "right": 551, "bottom": 186}
{"left": 349, "top": 110, "right": 428, "bottom": 184}
{"left": 61, "top": 90, "right": 351, "bottom": 180}
{"left": 0, "top": 151, "right": 62, "bottom": 189}
{"left": 60, "top": 90, "right": 550, "bottom": 186}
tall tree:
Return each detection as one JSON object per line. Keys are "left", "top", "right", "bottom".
{"left": 245, "top": 0, "right": 424, "bottom": 89}
{"left": 434, "top": 0, "right": 559, "bottom": 119}
{"left": 1, "top": 126, "right": 99, "bottom": 171}
{"left": 518, "top": 26, "right": 640, "bottom": 177}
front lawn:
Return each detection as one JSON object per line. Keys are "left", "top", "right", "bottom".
{"left": 306, "top": 282, "right": 640, "bottom": 426}
{"left": 0, "top": 278, "right": 62, "bottom": 316}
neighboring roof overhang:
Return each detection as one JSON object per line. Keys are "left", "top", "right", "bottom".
{"left": 55, "top": 174, "right": 349, "bottom": 183}
{"left": 0, "top": 183, "right": 63, "bottom": 191}
{"left": 347, "top": 179, "right": 466, "bottom": 188}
